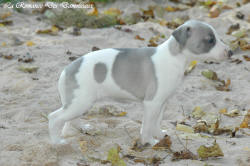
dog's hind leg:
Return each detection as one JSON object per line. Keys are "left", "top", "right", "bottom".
{"left": 48, "top": 97, "right": 95, "bottom": 144}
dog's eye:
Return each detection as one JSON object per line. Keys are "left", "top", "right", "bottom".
{"left": 208, "top": 38, "right": 215, "bottom": 44}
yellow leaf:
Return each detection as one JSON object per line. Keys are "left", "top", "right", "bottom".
{"left": 192, "top": 106, "right": 205, "bottom": 119}
{"left": 107, "top": 146, "right": 126, "bottom": 166}
{"left": 26, "top": 41, "right": 35, "bottom": 47}
{"left": 0, "top": 23, "right": 4, "bottom": 27}
{"left": 209, "top": 5, "right": 221, "bottom": 18}
{"left": 165, "top": 6, "right": 176, "bottom": 12}
{"left": 176, "top": 124, "right": 194, "bottom": 133}
{"left": 219, "top": 108, "right": 227, "bottom": 114}
{"left": 88, "top": 7, "right": 98, "bottom": 16}
{"left": 118, "top": 112, "right": 127, "bottom": 117}
{"left": 185, "top": 60, "right": 198, "bottom": 75}
{"left": 240, "top": 110, "right": 250, "bottom": 128}
{"left": 0, "top": 12, "right": 12, "bottom": 20}
{"left": 1, "top": 42, "right": 6, "bottom": 47}
{"left": 51, "top": 25, "right": 59, "bottom": 33}
{"left": 79, "top": 140, "right": 88, "bottom": 154}
{"left": 104, "top": 8, "right": 122, "bottom": 16}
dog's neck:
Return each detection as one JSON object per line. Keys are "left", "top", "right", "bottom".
{"left": 157, "top": 36, "right": 188, "bottom": 69}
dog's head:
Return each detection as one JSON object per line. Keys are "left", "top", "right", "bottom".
{"left": 172, "top": 20, "right": 232, "bottom": 61}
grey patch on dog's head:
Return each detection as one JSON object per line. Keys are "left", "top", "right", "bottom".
{"left": 94, "top": 62, "right": 107, "bottom": 83}
{"left": 64, "top": 57, "right": 83, "bottom": 108}
{"left": 112, "top": 48, "right": 157, "bottom": 100}
{"left": 172, "top": 20, "right": 217, "bottom": 54}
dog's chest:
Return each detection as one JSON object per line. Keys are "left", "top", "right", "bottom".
{"left": 152, "top": 51, "right": 186, "bottom": 100}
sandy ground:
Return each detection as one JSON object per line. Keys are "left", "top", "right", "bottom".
{"left": 0, "top": 0, "right": 250, "bottom": 166}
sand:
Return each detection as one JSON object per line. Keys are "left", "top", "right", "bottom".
{"left": 0, "top": 0, "right": 250, "bottom": 166}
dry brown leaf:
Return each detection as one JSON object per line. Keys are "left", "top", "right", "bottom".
{"left": 243, "top": 55, "right": 250, "bottom": 61}
{"left": 221, "top": 5, "right": 233, "bottom": 10}
{"left": 3, "top": 54, "right": 13, "bottom": 60}
{"left": 240, "top": 110, "right": 250, "bottom": 128}
{"left": 209, "top": 5, "right": 221, "bottom": 18}
{"left": 226, "top": 23, "right": 240, "bottom": 35}
{"left": 0, "top": 12, "right": 12, "bottom": 20}
{"left": 172, "top": 150, "right": 197, "bottom": 161}
{"left": 153, "top": 135, "right": 172, "bottom": 150}
{"left": 242, "top": 44, "right": 250, "bottom": 51}
{"left": 215, "top": 79, "right": 231, "bottom": 91}
{"left": 135, "top": 35, "right": 145, "bottom": 41}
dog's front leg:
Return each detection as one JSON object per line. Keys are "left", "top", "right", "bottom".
{"left": 152, "top": 102, "right": 168, "bottom": 139}
{"left": 140, "top": 101, "right": 161, "bottom": 145}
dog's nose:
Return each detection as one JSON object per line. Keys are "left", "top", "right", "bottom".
{"left": 227, "top": 50, "right": 233, "bottom": 58}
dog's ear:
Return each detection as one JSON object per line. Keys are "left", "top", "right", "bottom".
{"left": 172, "top": 25, "right": 191, "bottom": 48}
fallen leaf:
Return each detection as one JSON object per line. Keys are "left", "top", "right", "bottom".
{"left": 18, "top": 66, "right": 39, "bottom": 73}
{"left": 240, "top": 110, "right": 250, "bottom": 128}
{"left": 191, "top": 106, "right": 205, "bottom": 119}
{"left": 236, "top": 11, "right": 244, "bottom": 19}
{"left": 0, "top": 12, "right": 12, "bottom": 20}
{"left": 104, "top": 8, "right": 122, "bottom": 16}
{"left": 232, "top": 29, "right": 247, "bottom": 38}
{"left": 219, "top": 108, "right": 227, "bottom": 114}
{"left": 230, "top": 58, "right": 242, "bottom": 64}
{"left": 184, "top": 60, "right": 197, "bottom": 75}
{"left": 197, "top": 141, "right": 224, "bottom": 159}
{"left": 201, "top": 0, "right": 217, "bottom": 8}
{"left": 3, "top": 54, "right": 13, "bottom": 60}
{"left": 221, "top": 5, "right": 233, "bottom": 9}
{"left": 26, "top": 41, "right": 35, "bottom": 47}
{"left": 172, "top": 150, "right": 197, "bottom": 161}
{"left": 201, "top": 70, "right": 218, "bottom": 80}
{"left": 153, "top": 135, "right": 172, "bottom": 150}
{"left": 226, "top": 23, "right": 240, "bottom": 35}
{"left": 107, "top": 146, "right": 126, "bottom": 166}
{"left": 141, "top": 8, "right": 154, "bottom": 21}
{"left": 18, "top": 52, "right": 33, "bottom": 63}
{"left": 222, "top": 109, "right": 240, "bottom": 117}
{"left": 0, "top": 20, "right": 13, "bottom": 26}
{"left": 209, "top": 5, "right": 221, "bottom": 18}
{"left": 135, "top": 35, "right": 145, "bottom": 41}
{"left": 88, "top": 6, "right": 98, "bottom": 16}
{"left": 176, "top": 124, "right": 194, "bottom": 133}
{"left": 92, "top": 46, "right": 100, "bottom": 51}
{"left": 193, "top": 121, "right": 209, "bottom": 133}
{"left": 165, "top": 6, "right": 185, "bottom": 12}
{"left": 36, "top": 25, "right": 59, "bottom": 35}
{"left": 215, "top": 79, "right": 231, "bottom": 91}
{"left": 79, "top": 140, "right": 88, "bottom": 154}
{"left": 1, "top": 42, "right": 6, "bottom": 47}
{"left": 118, "top": 112, "right": 127, "bottom": 117}
{"left": 242, "top": 44, "right": 250, "bottom": 51}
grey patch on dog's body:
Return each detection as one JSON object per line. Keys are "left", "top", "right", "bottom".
{"left": 94, "top": 62, "right": 107, "bottom": 83}
{"left": 64, "top": 57, "right": 83, "bottom": 108}
{"left": 173, "top": 20, "right": 217, "bottom": 54}
{"left": 112, "top": 48, "right": 157, "bottom": 100}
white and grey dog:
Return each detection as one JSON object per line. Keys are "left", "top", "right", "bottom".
{"left": 49, "top": 20, "right": 232, "bottom": 145}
